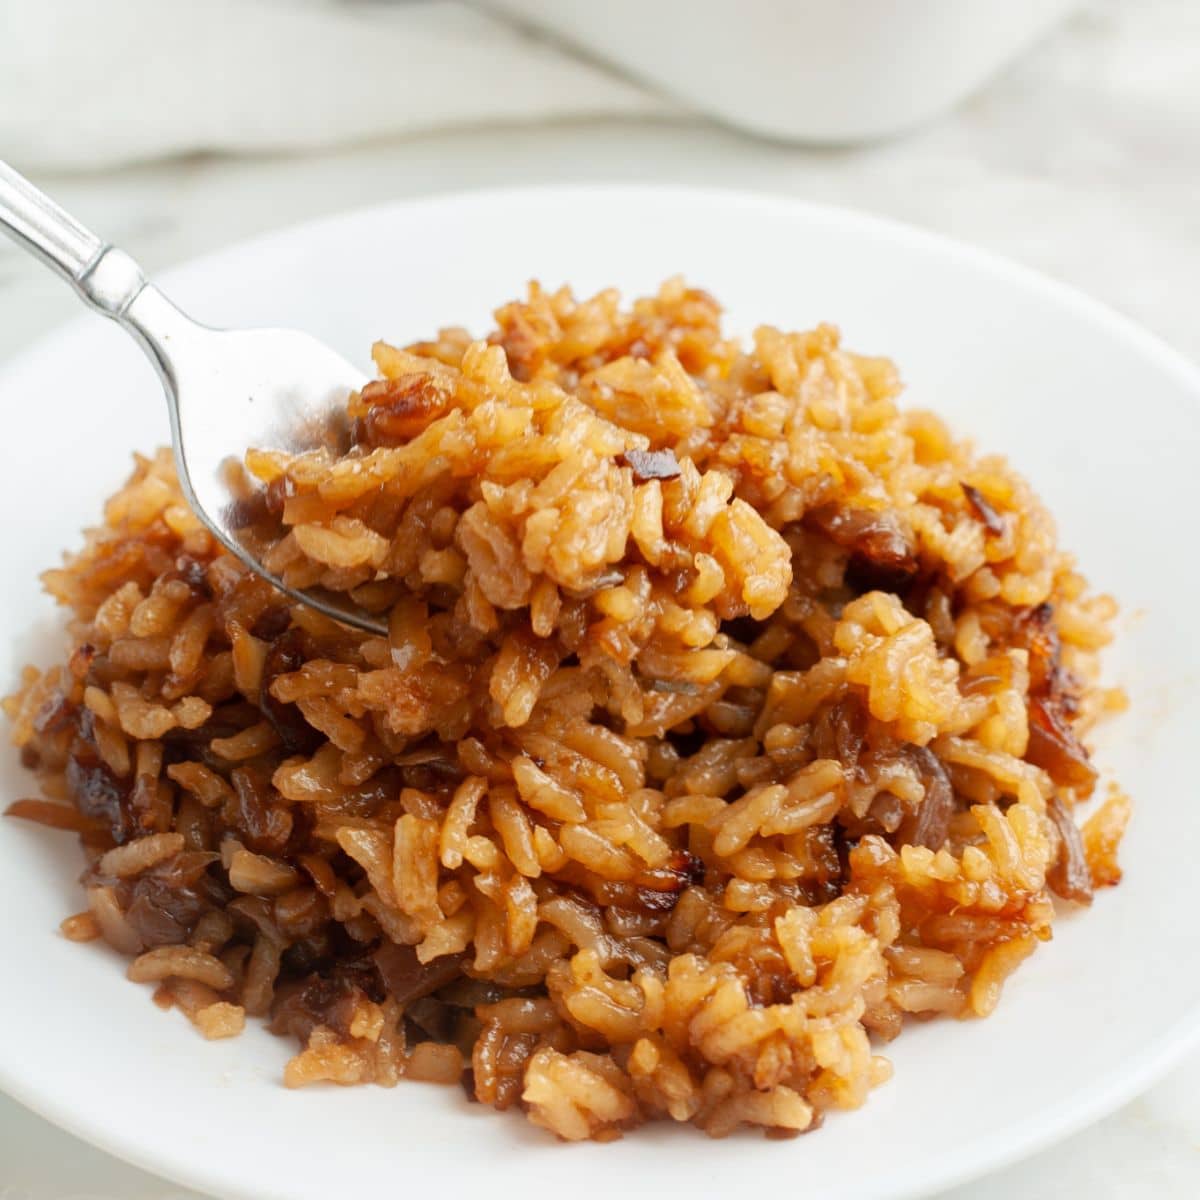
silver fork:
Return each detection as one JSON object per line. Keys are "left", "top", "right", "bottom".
{"left": 0, "top": 159, "right": 388, "bottom": 635}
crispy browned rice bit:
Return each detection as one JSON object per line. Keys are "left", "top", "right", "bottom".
{"left": 4, "top": 279, "right": 1131, "bottom": 1141}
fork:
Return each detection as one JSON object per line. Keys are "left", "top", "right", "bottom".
{"left": 0, "top": 159, "right": 387, "bottom": 635}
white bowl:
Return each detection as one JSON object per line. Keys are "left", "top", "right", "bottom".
{"left": 481, "top": 0, "right": 1081, "bottom": 142}
{"left": 1, "top": 186, "right": 1199, "bottom": 1200}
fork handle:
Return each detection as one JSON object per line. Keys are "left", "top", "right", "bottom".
{"left": 0, "top": 158, "right": 148, "bottom": 317}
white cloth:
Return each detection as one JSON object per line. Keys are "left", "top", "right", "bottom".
{"left": 0, "top": 0, "right": 669, "bottom": 171}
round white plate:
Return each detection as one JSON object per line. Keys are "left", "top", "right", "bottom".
{"left": 1, "top": 187, "right": 1198, "bottom": 1200}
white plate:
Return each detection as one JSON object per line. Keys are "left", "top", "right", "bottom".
{"left": 1, "top": 187, "right": 1199, "bottom": 1200}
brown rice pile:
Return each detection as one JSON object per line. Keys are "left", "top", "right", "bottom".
{"left": 5, "top": 280, "right": 1131, "bottom": 1141}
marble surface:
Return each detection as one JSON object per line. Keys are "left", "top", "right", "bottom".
{"left": 2, "top": 0, "right": 1199, "bottom": 1194}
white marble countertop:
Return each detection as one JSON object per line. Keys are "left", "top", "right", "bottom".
{"left": 2, "top": 0, "right": 1199, "bottom": 1195}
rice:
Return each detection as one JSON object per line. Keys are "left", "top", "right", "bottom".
{"left": 3, "top": 278, "right": 1128, "bottom": 1141}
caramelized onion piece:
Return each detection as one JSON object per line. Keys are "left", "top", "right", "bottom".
{"left": 1026, "top": 697, "right": 1098, "bottom": 795}
{"left": 4, "top": 798, "right": 104, "bottom": 835}
{"left": 124, "top": 851, "right": 224, "bottom": 948}
{"left": 1015, "top": 603, "right": 1078, "bottom": 712}
{"left": 66, "top": 751, "right": 131, "bottom": 844}
{"left": 960, "top": 482, "right": 1005, "bottom": 536}
{"left": 806, "top": 503, "right": 919, "bottom": 594}
{"left": 270, "top": 960, "right": 381, "bottom": 1042}
{"left": 359, "top": 375, "right": 452, "bottom": 446}
{"left": 633, "top": 849, "right": 706, "bottom": 912}
{"left": 258, "top": 630, "right": 322, "bottom": 757}
{"left": 1046, "top": 797, "right": 1094, "bottom": 905}
{"left": 373, "top": 943, "right": 467, "bottom": 1006}
{"left": 811, "top": 696, "right": 867, "bottom": 774}
{"left": 226, "top": 767, "right": 293, "bottom": 855}
{"left": 903, "top": 746, "right": 955, "bottom": 850}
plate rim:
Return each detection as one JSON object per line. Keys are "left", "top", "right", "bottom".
{"left": 2, "top": 181, "right": 1199, "bottom": 1200}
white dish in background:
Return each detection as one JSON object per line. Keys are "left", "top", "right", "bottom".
{"left": 1, "top": 186, "right": 1199, "bottom": 1200}
{"left": 481, "top": 0, "right": 1082, "bottom": 143}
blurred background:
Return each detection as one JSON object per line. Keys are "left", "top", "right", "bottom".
{"left": 1, "top": 0, "right": 1198, "bottom": 365}
{"left": 2, "top": 0, "right": 1199, "bottom": 1195}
